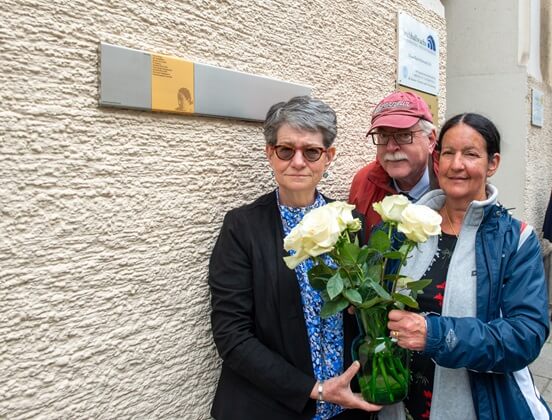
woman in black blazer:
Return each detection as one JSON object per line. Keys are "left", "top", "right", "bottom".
{"left": 209, "top": 96, "right": 381, "bottom": 420}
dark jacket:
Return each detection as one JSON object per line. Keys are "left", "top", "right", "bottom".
{"left": 209, "top": 191, "right": 363, "bottom": 420}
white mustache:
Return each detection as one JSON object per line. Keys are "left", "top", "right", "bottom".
{"left": 383, "top": 152, "right": 408, "bottom": 162}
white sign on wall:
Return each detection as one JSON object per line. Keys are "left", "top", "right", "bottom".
{"left": 531, "top": 88, "right": 544, "bottom": 127}
{"left": 397, "top": 12, "right": 440, "bottom": 96}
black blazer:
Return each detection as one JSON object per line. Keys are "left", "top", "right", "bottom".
{"left": 209, "top": 191, "right": 364, "bottom": 420}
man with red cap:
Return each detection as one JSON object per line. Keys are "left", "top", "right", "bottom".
{"left": 348, "top": 91, "right": 439, "bottom": 231}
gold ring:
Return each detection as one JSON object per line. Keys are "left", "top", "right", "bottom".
{"left": 392, "top": 330, "right": 399, "bottom": 339}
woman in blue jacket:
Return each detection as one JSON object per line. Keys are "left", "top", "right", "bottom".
{"left": 383, "top": 113, "right": 551, "bottom": 419}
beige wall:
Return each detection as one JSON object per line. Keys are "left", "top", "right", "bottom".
{"left": 526, "top": 78, "right": 552, "bottom": 238}
{"left": 543, "top": 0, "right": 552, "bottom": 85}
{"left": 0, "top": 1, "right": 445, "bottom": 418}
{"left": 528, "top": 0, "right": 552, "bottom": 257}
{"left": 533, "top": 0, "right": 552, "bottom": 307}
{"left": 527, "top": 76, "right": 552, "bottom": 308}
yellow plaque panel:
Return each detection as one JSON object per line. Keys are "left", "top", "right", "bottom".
{"left": 397, "top": 84, "right": 438, "bottom": 126}
{"left": 151, "top": 54, "right": 194, "bottom": 114}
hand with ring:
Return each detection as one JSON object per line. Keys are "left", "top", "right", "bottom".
{"left": 387, "top": 309, "right": 427, "bottom": 351}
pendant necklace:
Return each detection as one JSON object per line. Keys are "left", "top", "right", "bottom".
{"left": 444, "top": 204, "right": 459, "bottom": 238}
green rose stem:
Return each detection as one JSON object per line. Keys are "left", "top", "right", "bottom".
{"left": 391, "top": 241, "right": 415, "bottom": 294}
{"left": 397, "top": 356, "right": 409, "bottom": 381}
{"left": 370, "top": 355, "right": 378, "bottom": 400}
{"left": 365, "top": 223, "right": 408, "bottom": 402}
{"left": 385, "top": 351, "right": 405, "bottom": 388}
{"left": 359, "top": 308, "right": 400, "bottom": 403}
{"left": 377, "top": 354, "right": 393, "bottom": 401}
{"left": 379, "top": 222, "right": 395, "bottom": 286}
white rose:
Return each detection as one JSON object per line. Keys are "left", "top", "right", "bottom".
{"left": 283, "top": 204, "right": 343, "bottom": 269}
{"left": 326, "top": 201, "right": 361, "bottom": 232}
{"left": 395, "top": 276, "right": 415, "bottom": 291}
{"left": 346, "top": 218, "right": 361, "bottom": 233}
{"left": 397, "top": 204, "right": 442, "bottom": 243}
{"left": 282, "top": 248, "right": 310, "bottom": 270}
{"left": 372, "top": 194, "right": 410, "bottom": 222}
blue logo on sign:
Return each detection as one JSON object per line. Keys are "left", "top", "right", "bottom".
{"left": 427, "top": 35, "right": 436, "bottom": 51}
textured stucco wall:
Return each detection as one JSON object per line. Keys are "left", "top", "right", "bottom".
{"left": 526, "top": 78, "right": 552, "bottom": 250}
{"left": 526, "top": 0, "right": 552, "bottom": 227}
{"left": 543, "top": 0, "right": 552, "bottom": 85}
{"left": 0, "top": 1, "right": 445, "bottom": 418}
{"left": 527, "top": 0, "right": 552, "bottom": 250}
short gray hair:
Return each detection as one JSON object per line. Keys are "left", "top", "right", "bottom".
{"left": 418, "top": 118, "right": 436, "bottom": 135}
{"left": 263, "top": 96, "right": 337, "bottom": 148}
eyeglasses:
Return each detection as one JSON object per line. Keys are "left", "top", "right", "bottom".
{"left": 272, "top": 145, "right": 327, "bottom": 162}
{"left": 367, "top": 130, "right": 425, "bottom": 145}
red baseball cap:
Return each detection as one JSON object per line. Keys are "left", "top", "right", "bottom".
{"left": 368, "top": 91, "right": 433, "bottom": 133}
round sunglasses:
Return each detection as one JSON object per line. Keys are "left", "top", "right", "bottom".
{"left": 272, "top": 145, "right": 327, "bottom": 162}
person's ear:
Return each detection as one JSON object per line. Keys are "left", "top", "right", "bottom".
{"left": 325, "top": 147, "right": 336, "bottom": 167}
{"left": 487, "top": 153, "right": 500, "bottom": 177}
{"left": 427, "top": 130, "right": 437, "bottom": 153}
{"left": 266, "top": 145, "right": 275, "bottom": 168}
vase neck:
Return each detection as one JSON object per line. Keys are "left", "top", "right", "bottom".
{"left": 357, "top": 307, "right": 389, "bottom": 338}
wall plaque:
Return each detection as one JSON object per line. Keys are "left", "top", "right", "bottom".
{"left": 99, "top": 43, "right": 312, "bottom": 121}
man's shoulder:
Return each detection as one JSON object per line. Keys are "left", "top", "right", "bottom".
{"left": 351, "top": 160, "right": 390, "bottom": 190}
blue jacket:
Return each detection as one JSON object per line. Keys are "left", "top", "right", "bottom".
{"left": 420, "top": 188, "right": 551, "bottom": 419}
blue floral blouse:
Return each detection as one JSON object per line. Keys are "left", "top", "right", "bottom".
{"left": 277, "top": 189, "right": 344, "bottom": 420}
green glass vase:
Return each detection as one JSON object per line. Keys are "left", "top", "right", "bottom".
{"left": 352, "top": 306, "right": 410, "bottom": 405}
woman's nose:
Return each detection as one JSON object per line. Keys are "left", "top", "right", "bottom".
{"left": 290, "top": 149, "right": 307, "bottom": 167}
{"left": 450, "top": 153, "right": 464, "bottom": 169}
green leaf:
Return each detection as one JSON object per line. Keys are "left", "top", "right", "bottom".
{"left": 327, "top": 273, "right": 344, "bottom": 300}
{"left": 367, "top": 229, "right": 391, "bottom": 252}
{"left": 357, "top": 247, "right": 377, "bottom": 265}
{"left": 320, "top": 297, "right": 349, "bottom": 318}
{"left": 369, "top": 282, "right": 391, "bottom": 300}
{"left": 308, "top": 263, "right": 334, "bottom": 279}
{"left": 308, "top": 263, "right": 334, "bottom": 291}
{"left": 406, "top": 279, "right": 432, "bottom": 292}
{"left": 365, "top": 263, "right": 382, "bottom": 282}
{"left": 399, "top": 243, "right": 411, "bottom": 255}
{"left": 343, "top": 289, "right": 363, "bottom": 305}
{"left": 356, "top": 247, "right": 369, "bottom": 265}
{"left": 392, "top": 293, "right": 419, "bottom": 309}
{"left": 358, "top": 296, "right": 387, "bottom": 309}
{"left": 358, "top": 281, "right": 377, "bottom": 300}
{"left": 309, "top": 275, "right": 327, "bottom": 291}
{"left": 382, "top": 251, "right": 403, "bottom": 259}
{"left": 341, "top": 272, "right": 353, "bottom": 288}
{"left": 340, "top": 242, "right": 360, "bottom": 265}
